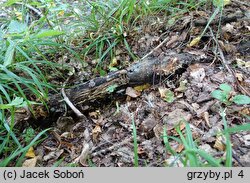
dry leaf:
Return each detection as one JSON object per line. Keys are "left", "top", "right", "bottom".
{"left": 224, "top": 0, "right": 231, "bottom": 5}
{"left": 89, "top": 111, "right": 100, "bottom": 119}
{"left": 190, "top": 65, "right": 206, "bottom": 82}
{"left": 188, "top": 36, "right": 201, "bottom": 47}
{"left": 22, "top": 157, "right": 38, "bottom": 167}
{"left": 245, "top": 62, "right": 250, "bottom": 68}
{"left": 74, "top": 141, "right": 90, "bottom": 166}
{"left": 175, "top": 80, "right": 187, "bottom": 92}
{"left": 43, "top": 149, "right": 64, "bottom": 161}
{"left": 109, "top": 57, "right": 118, "bottom": 67}
{"left": 222, "top": 23, "right": 234, "bottom": 33}
{"left": 176, "top": 144, "right": 184, "bottom": 153}
{"left": 242, "top": 134, "right": 250, "bottom": 146}
{"left": 236, "top": 73, "right": 243, "bottom": 82}
{"left": 134, "top": 83, "right": 150, "bottom": 92}
{"left": 158, "top": 87, "right": 168, "bottom": 98}
{"left": 125, "top": 87, "right": 141, "bottom": 98}
{"left": 25, "top": 147, "right": 36, "bottom": 158}
{"left": 92, "top": 125, "right": 102, "bottom": 142}
{"left": 214, "top": 136, "right": 226, "bottom": 151}
{"left": 203, "top": 112, "right": 211, "bottom": 128}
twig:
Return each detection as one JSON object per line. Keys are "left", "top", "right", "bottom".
{"left": 140, "top": 36, "right": 169, "bottom": 60}
{"left": 15, "top": 2, "right": 42, "bottom": 17}
{"left": 218, "top": 46, "right": 250, "bottom": 96}
{"left": 209, "top": 28, "right": 250, "bottom": 96}
{"left": 61, "top": 76, "right": 85, "bottom": 117}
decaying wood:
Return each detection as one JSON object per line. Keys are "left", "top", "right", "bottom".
{"left": 48, "top": 52, "right": 212, "bottom": 116}
{"left": 194, "top": 10, "right": 245, "bottom": 26}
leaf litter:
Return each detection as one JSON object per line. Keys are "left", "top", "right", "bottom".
{"left": 6, "top": 0, "right": 249, "bottom": 167}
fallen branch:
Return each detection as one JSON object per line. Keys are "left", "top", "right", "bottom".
{"left": 194, "top": 10, "right": 245, "bottom": 26}
{"left": 48, "top": 52, "right": 213, "bottom": 118}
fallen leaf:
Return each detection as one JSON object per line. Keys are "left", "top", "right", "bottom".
{"left": 236, "top": 73, "right": 243, "bottom": 82}
{"left": 239, "top": 108, "right": 250, "bottom": 116}
{"left": 92, "top": 125, "right": 102, "bottom": 142}
{"left": 134, "top": 83, "right": 150, "bottom": 92}
{"left": 189, "top": 65, "right": 206, "bottom": 82}
{"left": 22, "top": 157, "right": 37, "bottom": 167}
{"left": 25, "top": 147, "right": 36, "bottom": 158}
{"left": 176, "top": 144, "right": 184, "bottom": 153}
{"left": 222, "top": 23, "right": 234, "bottom": 33}
{"left": 43, "top": 149, "right": 64, "bottom": 161}
{"left": 214, "top": 135, "right": 226, "bottom": 151}
{"left": 109, "top": 57, "right": 118, "bottom": 67}
{"left": 89, "top": 111, "right": 100, "bottom": 119}
{"left": 242, "top": 134, "right": 250, "bottom": 146}
{"left": 203, "top": 112, "right": 211, "bottom": 128}
{"left": 175, "top": 80, "right": 187, "bottom": 92}
{"left": 188, "top": 36, "right": 201, "bottom": 47}
{"left": 74, "top": 141, "right": 90, "bottom": 166}
{"left": 125, "top": 87, "right": 141, "bottom": 98}
{"left": 140, "top": 114, "right": 157, "bottom": 132}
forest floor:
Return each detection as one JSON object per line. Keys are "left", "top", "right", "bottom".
{"left": 1, "top": 0, "right": 249, "bottom": 167}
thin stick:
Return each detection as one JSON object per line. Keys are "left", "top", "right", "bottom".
{"left": 61, "top": 76, "right": 84, "bottom": 117}
{"left": 209, "top": 28, "right": 250, "bottom": 96}
{"left": 15, "top": 2, "right": 42, "bottom": 17}
{"left": 140, "top": 36, "right": 169, "bottom": 60}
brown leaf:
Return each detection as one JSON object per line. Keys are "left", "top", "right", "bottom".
{"left": 189, "top": 64, "right": 206, "bottom": 82}
{"left": 74, "top": 142, "right": 90, "bottom": 166}
{"left": 43, "top": 149, "right": 64, "bottom": 161}
{"left": 176, "top": 144, "right": 184, "bottom": 153}
{"left": 92, "top": 125, "right": 102, "bottom": 142}
{"left": 22, "top": 157, "right": 37, "bottom": 167}
{"left": 214, "top": 136, "right": 226, "bottom": 151}
{"left": 222, "top": 23, "right": 235, "bottom": 33}
{"left": 203, "top": 112, "right": 211, "bottom": 128}
{"left": 125, "top": 87, "right": 141, "bottom": 98}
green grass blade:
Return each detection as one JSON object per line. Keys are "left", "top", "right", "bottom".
{"left": 221, "top": 110, "right": 232, "bottom": 167}
{"left": 0, "top": 128, "right": 50, "bottom": 167}
{"left": 131, "top": 113, "right": 139, "bottom": 167}
{"left": 223, "top": 123, "right": 250, "bottom": 134}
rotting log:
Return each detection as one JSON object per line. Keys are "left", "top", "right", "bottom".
{"left": 48, "top": 52, "right": 212, "bottom": 119}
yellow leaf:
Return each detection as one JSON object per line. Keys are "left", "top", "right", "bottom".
{"left": 188, "top": 36, "right": 201, "bottom": 47}
{"left": 109, "top": 57, "right": 118, "bottom": 67}
{"left": 224, "top": 0, "right": 231, "bottom": 5}
{"left": 213, "top": 0, "right": 231, "bottom": 7}
{"left": 89, "top": 32, "right": 95, "bottom": 39}
{"left": 25, "top": 147, "right": 35, "bottom": 158}
{"left": 58, "top": 10, "right": 65, "bottom": 16}
{"left": 134, "top": 83, "right": 150, "bottom": 92}
{"left": 14, "top": 9, "right": 22, "bottom": 21}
